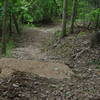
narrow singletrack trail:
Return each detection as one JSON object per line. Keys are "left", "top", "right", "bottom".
{"left": 12, "top": 24, "right": 61, "bottom": 60}
{"left": 0, "top": 23, "right": 74, "bottom": 79}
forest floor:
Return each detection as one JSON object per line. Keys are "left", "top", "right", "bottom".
{"left": 0, "top": 23, "right": 100, "bottom": 100}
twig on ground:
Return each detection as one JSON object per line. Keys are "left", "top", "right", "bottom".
{"left": 72, "top": 47, "right": 90, "bottom": 60}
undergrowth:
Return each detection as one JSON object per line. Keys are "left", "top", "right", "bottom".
{"left": 89, "top": 59, "right": 100, "bottom": 65}
{"left": 6, "top": 39, "right": 14, "bottom": 57}
{"left": 0, "top": 38, "right": 14, "bottom": 57}
{"left": 77, "top": 31, "right": 86, "bottom": 38}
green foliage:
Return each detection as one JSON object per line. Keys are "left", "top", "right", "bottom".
{"left": 54, "top": 31, "right": 62, "bottom": 40}
{"left": 77, "top": 32, "right": 86, "bottom": 38}
{"left": 9, "top": 0, "right": 59, "bottom": 23}
{"left": 0, "top": 0, "right": 99, "bottom": 25}
{"left": 0, "top": 0, "right": 100, "bottom": 34}
{"left": 77, "top": 0, "right": 100, "bottom": 27}
{"left": 0, "top": 0, "right": 62, "bottom": 23}
{"left": 91, "top": 59, "right": 100, "bottom": 65}
{"left": 96, "top": 65, "right": 100, "bottom": 70}
{"left": 89, "top": 59, "right": 100, "bottom": 70}
{"left": 0, "top": 39, "right": 14, "bottom": 57}
{"left": 89, "top": 8, "right": 100, "bottom": 25}
{"left": 0, "top": 3, "right": 3, "bottom": 26}
{"left": 31, "top": 0, "right": 57, "bottom": 22}
{"left": 6, "top": 39, "right": 14, "bottom": 57}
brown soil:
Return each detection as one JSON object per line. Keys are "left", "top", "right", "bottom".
{"left": 12, "top": 24, "right": 61, "bottom": 60}
{"left": 0, "top": 58, "right": 73, "bottom": 79}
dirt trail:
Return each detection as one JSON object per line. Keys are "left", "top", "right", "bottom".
{"left": 0, "top": 23, "right": 74, "bottom": 79}
{"left": 12, "top": 24, "right": 61, "bottom": 60}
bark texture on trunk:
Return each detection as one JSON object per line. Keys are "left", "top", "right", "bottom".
{"left": 61, "top": 0, "right": 67, "bottom": 38}
{"left": 2, "top": 0, "right": 8, "bottom": 54}
{"left": 13, "top": 15, "right": 20, "bottom": 34}
{"left": 70, "top": 0, "right": 77, "bottom": 34}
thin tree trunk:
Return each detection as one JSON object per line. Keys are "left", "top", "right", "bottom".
{"left": 61, "top": 0, "right": 67, "bottom": 38}
{"left": 21, "top": 14, "right": 24, "bottom": 24}
{"left": 12, "top": 14, "right": 20, "bottom": 34}
{"left": 70, "top": 0, "right": 77, "bottom": 34}
{"left": 9, "top": 12, "right": 12, "bottom": 36}
{"left": 1, "top": 0, "right": 8, "bottom": 54}
{"left": 95, "top": 13, "right": 100, "bottom": 30}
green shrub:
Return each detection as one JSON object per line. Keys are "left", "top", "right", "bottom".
{"left": 13, "top": 0, "right": 59, "bottom": 23}
{"left": 6, "top": 39, "right": 14, "bottom": 57}
{"left": 77, "top": 32, "right": 86, "bottom": 38}
{"left": 0, "top": 39, "right": 14, "bottom": 57}
{"left": 89, "top": 59, "right": 100, "bottom": 65}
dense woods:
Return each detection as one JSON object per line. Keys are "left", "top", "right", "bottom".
{"left": 0, "top": 0, "right": 100, "bottom": 100}
{"left": 0, "top": 0, "right": 100, "bottom": 54}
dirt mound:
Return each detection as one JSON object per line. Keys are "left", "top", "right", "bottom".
{"left": 0, "top": 58, "right": 74, "bottom": 79}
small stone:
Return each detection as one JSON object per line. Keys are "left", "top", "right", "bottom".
{"left": 88, "top": 68, "right": 92, "bottom": 71}
{"left": 33, "top": 91, "right": 38, "bottom": 94}
{"left": 49, "top": 84, "right": 58, "bottom": 88}
{"left": 46, "top": 90, "right": 49, "bottom": 94}
{"left": 54, "top": 67, "right": 59, "bottom": 71}
{"left": 59, "top": 87, "right": 64, "bottom": 91}
{"left": 34, "top": 82, "right": 39, "bottom": 85}
{"left": 13, "top": 83, "right": 19, "bottom": 88}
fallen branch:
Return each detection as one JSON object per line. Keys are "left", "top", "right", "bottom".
{"left": 72, "top": 47, "right": 90, "bottom": 60}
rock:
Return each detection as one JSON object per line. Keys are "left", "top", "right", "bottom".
{"left": 13, "top": 83, "right": 19, "bottom": 88}
{"left": 59, "top": 87, "right": 64, "bottom": 91}
{"left": 33, "top": 91, "right": 38, "bottom": 94}
{"left": 34, "top": 82, "right": 39, "bottom": 85}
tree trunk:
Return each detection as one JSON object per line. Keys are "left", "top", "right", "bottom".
{"left": 95, "top": 13, "right": 100, "bottom": 29}
{"left": 1, "top": 0, "right": 8, "bottom": 55}
{"left": 12, "top": 14, "right": 20, "bottom": 34}
{"left": 61, "top": 0, "right": 67, "bottom": 38}
{"left": 70, "top": 0, "right": 77, "bottom": 34}
{"left": 9, "top": 12, "right": 12, "bottom": 36}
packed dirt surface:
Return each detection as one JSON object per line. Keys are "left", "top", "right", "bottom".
{"left": 12, "top": 24, "right": 61, "bottom": 60}
{"left": 0, "top": 58, "right": 73, "bottom": 79}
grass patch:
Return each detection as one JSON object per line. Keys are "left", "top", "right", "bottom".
{"left": 96, "top": 65, "right": 100, "bottom": 70}
{"left": 0, "top": 39, "right": 14, "bottom": 57}
{"left": 54, "top": 31, "right": 62, "bottom": 41}
{"left": 6, "top": 39, "right": 14, "bottom": 57}
{"left": 77, "top": 32, "right": 86, "bottom": 38}
{"left": 23, "top": 23, "right": 36, "bottom": 28}
{"left": 90, "top": 59, "right": 100, "bottom": 65}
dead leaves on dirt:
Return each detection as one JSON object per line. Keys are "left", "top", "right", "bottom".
{"left": 0, "top": 71, "right": 67, "bottom": 100}
{"left": 0, "top": 71, "right": 100, "bottom": 100}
